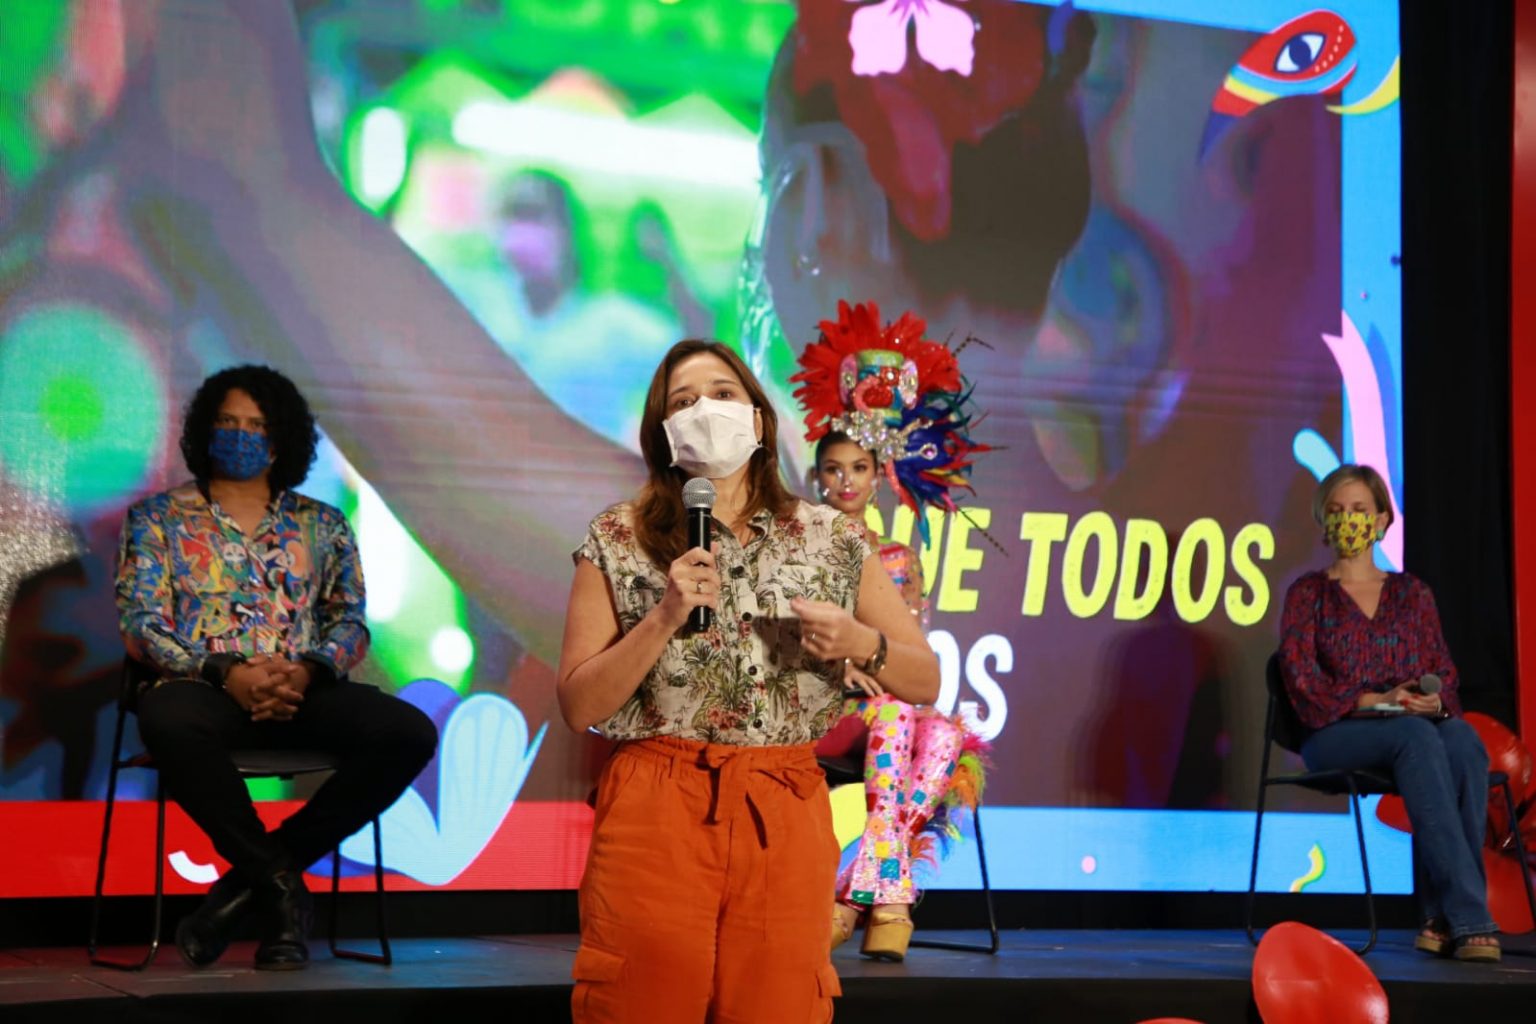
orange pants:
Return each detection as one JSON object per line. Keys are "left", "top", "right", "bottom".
{"left": 571, "top": 735, "right": 842, "bottom": 1023}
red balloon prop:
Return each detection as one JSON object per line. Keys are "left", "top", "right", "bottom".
{"left": 1521, "top": 800, "right": 1536, "bottom": 858}
{"left": 1252, "top": 922, "right": 1388, "bottom": 1024}
{"left": 1462, "top": 713, "right": 1532, "bottom": 846}
{"left": 1463, "top": 712, "right": 1531, "bottom": 803}
{"left": 1374, "top": 794, "right": 1411, "bottom": 834}
{"left": 1483, "top": 847, "right": 1536, "bottom": 935}
{"left": 1489, "top": 797, "right": 1536, "bottom": 859}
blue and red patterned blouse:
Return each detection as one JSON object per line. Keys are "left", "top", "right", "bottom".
{"left": 114, "top": 484, "right": 369, "bottom": 683}
{"left": 1278, "top": 569, "right": 1462, "bottom": 730}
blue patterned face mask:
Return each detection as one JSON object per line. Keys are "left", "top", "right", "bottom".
{"left": 209, "top": 428, "right": 271, "bottom": 481}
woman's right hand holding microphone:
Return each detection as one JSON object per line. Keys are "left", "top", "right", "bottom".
{"left": 656, "top": 543, "right": 721, "bottom": 631}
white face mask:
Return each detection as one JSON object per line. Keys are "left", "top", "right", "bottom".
{"left": 663, "top": 396, "right": 761, "bottom": 479}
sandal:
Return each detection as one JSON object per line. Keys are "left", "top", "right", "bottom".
{"left": 830, "top": 902, "right": 863, "bottom": 952}
{"left": 1453, "top": 933, "right": 1501, "bottom": 963}
{"left": 861, "top": 905, "right": 915, "bottom": 962}
{"left": 1413, "top": 920, "right": 1451, "bottom": 956}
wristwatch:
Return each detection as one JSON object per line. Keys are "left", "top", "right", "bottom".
{"left": 199, "top": 651, "right": 246, "bottom": 689}
{"left": 862, "top": 631, "right": 888, "bottom": 677}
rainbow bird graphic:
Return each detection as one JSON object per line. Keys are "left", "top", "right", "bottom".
{"left": 1199, "top": 10, "right": 1398, "bottom": 158}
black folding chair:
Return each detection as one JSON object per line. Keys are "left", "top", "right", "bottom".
{"left": 87, "top": 657, "right": 392, "bottom": 969}
{"left": 819, "top": 745, "right": 1000, "bottom": 955}
{"left": 1245, "top": 652, "right": 1536, "bottom": 955}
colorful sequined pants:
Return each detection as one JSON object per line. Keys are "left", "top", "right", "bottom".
{"left": 834, "top": 695, "right": 964, "bottom": 906}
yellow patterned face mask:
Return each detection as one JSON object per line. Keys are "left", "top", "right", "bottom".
{"left": 1324, "top": 511, "right": 1378, "bottom": 558}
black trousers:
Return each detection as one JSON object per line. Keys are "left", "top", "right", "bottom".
{"left": 135, "top": 679, "right": 438, "bottom": 881}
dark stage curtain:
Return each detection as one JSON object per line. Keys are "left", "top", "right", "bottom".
{"left": 1401, "top": 0, "right": 1517, "bottom": 725}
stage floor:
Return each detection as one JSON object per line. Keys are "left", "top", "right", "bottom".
{"left": 4, "top": 930, "right": 1534, "bottom": 1024}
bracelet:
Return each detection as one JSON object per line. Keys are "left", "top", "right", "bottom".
{"left": 862, "top": 630, "right": 888, "bottom": 677}
{"left": 198, "top": 651, "right": 246, "bottom": 689}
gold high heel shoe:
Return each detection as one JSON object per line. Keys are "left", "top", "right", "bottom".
{"left": 860, "top": 906, "right": 914, "bottom": 961}
{"left": 830, "top": 903, "right": 862, "bottom": 952}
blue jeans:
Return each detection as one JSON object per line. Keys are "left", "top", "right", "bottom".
{"left": 1301, "top": 715, "right": 1496, "bottom": 939}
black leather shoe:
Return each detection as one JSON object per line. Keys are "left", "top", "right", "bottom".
{"left": 253, "top": 867, "right": 313, "bottom": 970}
{"left": 175, "top": 871, "right": 253, "bottom": 967}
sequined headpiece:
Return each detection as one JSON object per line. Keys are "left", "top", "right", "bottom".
{"left": 792, "top": 300, "right": 986, "bottom": 543}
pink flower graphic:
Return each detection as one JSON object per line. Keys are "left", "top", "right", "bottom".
{"left": 795, "top": 0, "right": 1062, "bottom": 241}
{"left": 848, "top": 0, "right": 976, "bottom": 77}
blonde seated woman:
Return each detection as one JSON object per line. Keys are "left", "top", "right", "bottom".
{"left": 794, "top": 301, "right": 990, "bottom": 962}
{"left": 1279, "top": 463, "right": 1500, "bottom": 962}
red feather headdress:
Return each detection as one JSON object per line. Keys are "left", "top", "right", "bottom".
{"left": 791, "top": 300, "right": 986, "bottom": 541}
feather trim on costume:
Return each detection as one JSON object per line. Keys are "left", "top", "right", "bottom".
{"left": 911, "top": 718, "right": 993, "bottom": 870}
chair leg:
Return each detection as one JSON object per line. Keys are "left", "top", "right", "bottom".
{"left": 1497, "top": 778, "right": 1536, "bottom": 928}
{"left": 330, "top": 818, "right": 391, "bottom": 965}
{"left": 910, "top": 803, "right": 1000, "bottom": 954}
{"left": 87, "top": 759, "right": 122, "bottom": 964}
{"left": 151, "top": 780, "right": 166, "bottom": 963}
{"left": 90, "top": 764, "right": 166, "bottom": 971}
{"left": 1347, "top": 782, "right": 1377, "bottom": 955}
{"left": 95, "top": 779, "right": 168, "bottom": 972}
{"left": 328, "top": 836, "right": 341, "bottom": 952}
{"left": 372, "top": 817, "right": 392, "bottom": 965}
{"left": 1244, "top": 781, "right": 1270, "bottom": 946}
{"left": 1247, "top": 779, "right": 1378, "bottom": 955}
{"left": 975, "top": 804, "right": 1000, "bottom": 953}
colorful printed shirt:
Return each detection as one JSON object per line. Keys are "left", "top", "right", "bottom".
{"left": 575, "top": 500, "right": 872, "bottom": 745}
{"left": 115, "top": 484, "right": 369, "bottom": 682}
{"left": 1278, "top": 570, "right": 1462, "bottom": 730}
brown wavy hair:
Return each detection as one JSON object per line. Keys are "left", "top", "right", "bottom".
{"left": 633, "top": 339, "right": 799, "bottom": 567}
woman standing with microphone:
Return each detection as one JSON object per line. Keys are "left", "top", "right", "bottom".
{"left": 557, "top": 339, "right": 939, "bottom": 1022}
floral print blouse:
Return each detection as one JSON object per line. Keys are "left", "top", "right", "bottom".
{"left": 1278, "top": 570, "right": 1462, "bottom": 730}
{"left": 575, "top": 499, "right": 872, "bottom": 745}
{"left": 115, "top": 484, "right": 370, "bottom": 682}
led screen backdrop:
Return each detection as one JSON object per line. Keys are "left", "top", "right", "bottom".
{"left": 0, "top": 0, "right": 1407, "bottom": 897}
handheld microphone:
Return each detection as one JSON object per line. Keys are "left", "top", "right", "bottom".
{"left": 1416, "top": 674, "right": 1442, "bottom": 697}
{"left": 682, "top": 477, "right": 716, "bottom": 632}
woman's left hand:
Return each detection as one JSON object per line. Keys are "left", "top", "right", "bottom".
{"left": 791, "top": 597, "right": 878, "bottom": 665}
{"left": 843, "top": 662, "right": 885, "bottom": 698}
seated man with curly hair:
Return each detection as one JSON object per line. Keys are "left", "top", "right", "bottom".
{"left": 115, "top": 365, "right": 437, "bottom": 970}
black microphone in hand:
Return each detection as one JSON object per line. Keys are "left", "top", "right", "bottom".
{"left": 1408, "top": 674, "right": 1444, "bottom": 716}
{"left": 682, "top": 477, "right": 716, "bottom": 632}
